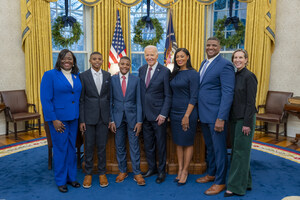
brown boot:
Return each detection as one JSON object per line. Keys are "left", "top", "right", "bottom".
{"left": 196, "top": 175, "right": 215, "bottom": 183}
{"left": 134, "top": 174, "right": 146, "bottom": 186}
{"left": 204, "top": 184, "right": 226, "bottom": 195}
{"left": 99, "top": 174, "right": 109, "bottom": 187}
{"left": 83, "top": 175, "right": 92, "bottom": 189}
{"left": 115, "top": 173, "right": 128, "bottom": 183}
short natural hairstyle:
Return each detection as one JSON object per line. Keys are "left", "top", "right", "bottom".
{"left": 144, "top": 45, "right": 158, "bottom": 54}
{"left": 90, "top": 51, "right": 102, "bottom": 58}
{"left": 232, "top": 48, "right": 249, "bottom": 66}
{"left": 207, "top": 37, "right": 221, "bottom": 45}
{"left": 120, "top": 56, "right": 131, "bottom": 62}
{"left": 55, "top": 49, "right": 79, "bottom": 74}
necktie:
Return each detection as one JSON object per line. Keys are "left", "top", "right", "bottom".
{"left": 200, "top": 60, "right": 209, "bottom": 83}
{"left": 122, "top": 75, "right": 126, "bottom": 97}
{"left": 145, "top": 67, "right": 152, "bottom": 88}
{"left": 95, "top": 73, "right": 102, "bottom": 95}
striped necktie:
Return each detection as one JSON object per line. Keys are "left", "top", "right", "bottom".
{"left": 200, "top": 60, "right": 209, "bottom": 83}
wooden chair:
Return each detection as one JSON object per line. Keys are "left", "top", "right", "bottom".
{"left": 256, "top": 91, "right": 293, "bottom": 140}
{"left": 43, "top": 119, "right": 83, "bottom": 170}
{"left": 0, "top": 90, "right": 41, "bottom": 140}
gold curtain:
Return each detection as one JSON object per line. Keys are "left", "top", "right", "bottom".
{"left": 244, "top": 0, "right": 276, "bottom": 107}
{"left": 93, "top": 0, "right": 130, "bottom": 71}
{"left": 171, "top": 0, "right": 206, "bottom": 71}
{"left": 78, "top": 0, "right": 102, "bottom": 6}
{"left": 21, "top": 0, "right": 54, "bottom": 122}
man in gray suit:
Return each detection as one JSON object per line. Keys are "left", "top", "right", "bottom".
{"left": 79, "top": 52, "right": 111, "bottom": 189}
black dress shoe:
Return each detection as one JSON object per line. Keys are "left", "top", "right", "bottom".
{"left": 155, "top": 173, "right": 166, "bottom": 184}
{"left": 58, "top": 185, "right": 68, "bottom": 193}
{"left": 142, "top": 169, "right": 158, "bottom": 178}
{"left": 224, "top": 192, "right": 235, "bottom": 197}
{"left": 67, "top": 181, "right": 81, "bottom": 188}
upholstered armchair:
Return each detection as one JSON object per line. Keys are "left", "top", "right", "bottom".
{"left": 0, "top": 90, "right": 41, "bottom": 140}
{"left": 256, "top": 91, "right": 293, "bottom": 140}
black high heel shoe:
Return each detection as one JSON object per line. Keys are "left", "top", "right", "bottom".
{"left": 174, "top": 178, "right": 179, "bottom": 182}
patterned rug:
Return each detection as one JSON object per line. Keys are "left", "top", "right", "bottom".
{"left": 1, "top": 138, "right": 299, "bottom": 164}
{"left": 0, "top": 138, "right": 47, "bottom": 157}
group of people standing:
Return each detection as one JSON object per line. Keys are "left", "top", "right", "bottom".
{"left": 40, "top": 37, "right": 257, "bottom": 197}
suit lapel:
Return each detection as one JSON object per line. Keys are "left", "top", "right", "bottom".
{"left": 99, "top": 71, "right": 108, "bottom": 96}
{"left": 71, "top": 73, "right": 79, "bottom": 90}
{"left": 125, "top": 74, "right": 134, "bottom": 99}
{"left": 87, "top": 68, "right": 99, "bottom": 96}
{"left": 147, "top": 63, "right": 161, "bottom": 89}
{"left": 116, "top": 74, "right": 124, "bottom": 98}
{"left": 56, "top": 69, "right": 72, "bottom": 89}
{"left": 140, "top": 65, "right": 147, "bottom": 83}
{"left": 201, "top": 54, "right": 221, "bottom": 83}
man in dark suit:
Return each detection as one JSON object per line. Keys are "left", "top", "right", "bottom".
{"left": 138, "top": 45, "right": 172, "bottom": 183}
{"left": 109, "top": 56, "right": 145, "bottom": 186}
{"left": 197, "top": 37, "right": 235, "bottom": 195}
{"left": 79, "top": 52, "right": 111, "bottom": 188}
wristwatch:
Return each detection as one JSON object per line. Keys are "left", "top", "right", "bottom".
{"left": 218, "top": 118, "right": 224, "bottom": 121}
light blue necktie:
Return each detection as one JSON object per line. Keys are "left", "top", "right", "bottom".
{"left": 200, "top": 60, "right": 209, "bottom": 83}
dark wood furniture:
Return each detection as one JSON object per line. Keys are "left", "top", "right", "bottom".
{"left": 256, "top": 91, "right": 293, "bottom": 140}
{"left": 0, "top": 90, "right": 41, "bottom": 140}
{"left": 85, "top": 121, "right": 207, "bottom": 175}
{"left": 284, "top": 103, "right": 300, "bottom": 144}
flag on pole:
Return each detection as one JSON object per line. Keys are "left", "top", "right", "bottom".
{"left": 109, "top": 10, "right": 127, "bottom": 74}
{"left": 164, "top": 11, "right": 177, "bottom": 71}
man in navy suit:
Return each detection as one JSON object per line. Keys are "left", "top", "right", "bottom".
{"left": 79, "top": 52, "right": 111, "bottom": 188}
{"left": 138, "top": 45, "right": 172, "bottom": 183}
{"left": 109, "top": 56, "right": 145, "bottom": 186}
{"left": 197, "top": 37, "right": 235, "bottom": 195}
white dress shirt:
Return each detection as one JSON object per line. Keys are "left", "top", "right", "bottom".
{"left": 119, "top": 72, "right": 129, "bottom": 86}
{"left": 200, "top": 53, "right": 220, "bottom": 75}
{"left": 91, "top": 67, "right": 103, "bottom": 94}
{"left": 145, "top": 62, "right": 158, "bottom": 84}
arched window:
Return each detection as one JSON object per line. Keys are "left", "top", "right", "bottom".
{"left": 50, "top": 0, "right": 91, "bottom": 72}
{"left": 210, "top": 0, "right": 247, "bottom": 60}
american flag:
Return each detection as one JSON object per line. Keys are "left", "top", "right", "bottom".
{"left": 164, "top": 11, "right": 177, "bottom": 68}
{"left": 109, "top": 10, "right": 127, "bottom": 71}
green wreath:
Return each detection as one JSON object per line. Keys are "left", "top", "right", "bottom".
{"left": 133, "top": 17, "right": 163, "bottom": 48}
{"left": 214, "top": 16, "right": 245, "bottom": 48}
{"left": 52, "top": 16, "right": 83, "bottom": 47}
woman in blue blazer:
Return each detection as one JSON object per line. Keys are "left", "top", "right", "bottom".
{"left": 40, "top": 49, "right": 82, "bottom": 193}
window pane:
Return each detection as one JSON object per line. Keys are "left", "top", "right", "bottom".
{"left": 51, "top": 1, "right": 87, "bottom": 70}
{"left": 213, "top": 0, "right": 247, "bottom": 50}
{"left": 74, "top": 53, "right": 86, "bottom": 72}
{"left": 130, "top": 1, "right": 167, "bottom": 71}
{"left": 131, "top": 54, "right": 143, "bottom": 73}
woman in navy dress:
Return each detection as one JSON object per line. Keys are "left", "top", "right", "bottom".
{"left": 170, "top": 48, "right": 199, "bottom": 185}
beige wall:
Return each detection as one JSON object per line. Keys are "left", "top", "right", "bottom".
{"left": 0, "top": 1, "right": 26, "bottom": 134}
{"left": 0, "top": 0, "right": 300, "bottom": 137}
{"left": 269, "top": 0, "right": 300, "bottom": 137}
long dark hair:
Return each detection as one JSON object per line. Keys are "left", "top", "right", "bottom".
{"left": 55, "top": 49, "right": 79, "bottom": 74}
{"left": 170, "top": 48, "right": 194, "bottom": 80}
